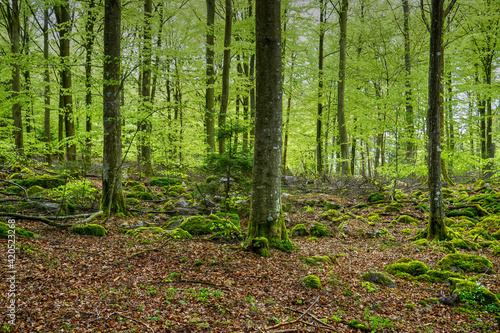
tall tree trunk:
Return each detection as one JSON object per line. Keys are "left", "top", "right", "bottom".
{"left": 337, "top": 0, "right": 349, "bottom": 175}
{"left": 43, "top": 8, "right": 51, "bottom": 165}
{"left": 246, "top": 0, "right": 292, "bottom": 257}
{"left": 4, "top": 0, "right": 24, "bottom": 154}
{"left": 55, "top": 0, "right": 76, "bottom": 162}
{"left": 282, "top": 53, "right": 295, "bottom": 175}
{"left": 218, "top": 0, "right": 232, "bottom": 154}
{"left": 403, "top": 0, "right": 415, "bottom": 163}
{"left": 316, "top": 0, "right": 325, "bottom": 175}
{"left": 205, "top": 0, "right": 216, "bottom": 152}
{"left": 139, "top": 0, "right": 154, "bottom": 176}
{"left": 101, "top": 0, "right": 126, "bottom": 215}
{"left": 427, "top": 0, "right": 446, "bottom": 240}
{"left": 84, "top": 0, "right": 96, "bottom": 167}
{"left": 249, "top": 53, "right": 256, "bottom": 146}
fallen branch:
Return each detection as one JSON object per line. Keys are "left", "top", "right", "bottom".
{"left": 0, "top": 179, "right": 27, "bottom": 197}
{"left": 72, "top": 211, "right": 104, "bottom": 226}
{"left": 264, "top": 296, "right": 320, "bottom": 332}
{"left": 0, "top": 211, "right": 103, "bottom": 228}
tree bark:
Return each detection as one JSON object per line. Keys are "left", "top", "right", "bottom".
{"left": 337, "top": 0, "right": 349, "bottom": 175}
{"left": 43, "top": 8, "right": 51, "bottom": 165}
{"left": 427, "top": 0, "right": 447, "bottom": 241}
{"left": 84, "top": 0, "right": 96, "bottom": 167}
{"left": 218, "top": 0, "right": 232, "bottom": 155}
{"left": 101, "top": 0, "right": 126, "bottom": 215}
{"left": 246, "top": 0, "right": 292, "bottom": 256}
{"left": 316, "top": 0, "right": 325, "bottom": 175}
{"left": 403, "top": 0, "right": 415, "bottom": 163}
{"left": 205, "top": 0, "right": 216, "bottom": 152}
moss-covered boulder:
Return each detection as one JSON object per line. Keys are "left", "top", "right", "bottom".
{"left": 492, "top": 230, "right": 500, "bottom": 240}
{"left": 127, "top": 185, "right": 153, "bottom": 200}
{"left": 477, "top": 216, "right": 500, "bottom": 233}
{"left": 303, "top": 275, "right": 321, "bottom": 289}
{"left": 361, "top": 271, "right": 396, "bottom": 288}
{"left": 493, "top": 246, "right": 500, "bottom": 256}
{"left": 0, "top": 222, "right": 39, "bottom": 238}
{"left": 384, "top": 258, "right": 429, "bottom": 277}
{"left": 384, "top": 205, "right": 401, "bottom": 213}
{"left": 447, "top": 210, "right": 475, "bottom": 218}
{"left": 415, "top": 270, "right": 465, "bottom": 283}
{"left": 450, "top": 278, "right": 500, "bottom": 308}
{"left": 71, "top": 224, "right": 107, "bottom": 237}
{"left": 367, "top": 192, "right": 384, "bottom": 203}
{"left": 290, "top": 224, "right": 308, "bottom": 237}
{"left": 306, "top": 255, "right": 332, "bottom": 266}
{"left": 249, "top": 237, "right": 270, "bottom": 257}
{"left": 179, "top": 215, "right": 212, "bottom": 235}
{"left": 122, "top": 180, "right": 141, "bottom": 187}
{"left": 169, "top": 228, "right": 192, "bottom": 239}
{"left": 436, "top": 253, "right": 494, "bottom": 274}
{"left": 398, "top": 215, "right": 418, "bottom": 224}
{"left": 310, "top": 222, "right": 328, "bottom": 237}
{"left": 13, "top": 175, "right": 66, "bottom": 189}
{"left": 150, "top": 177, "right": 182, "bottom": 187}
{"left": 367, "top": 213, "right": 382, "bottom": 222}
{"left": 473, "top": 179, "right": 486, "bottom": 191}
{"left": 27, "top": 185, "right": 44, "bottom": 196}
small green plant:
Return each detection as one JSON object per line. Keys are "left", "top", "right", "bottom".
{"left": 361, "top": 281, "right": 378, "bottom": 292}
{"left": 246, "top": 295, "right": 255, "bottom": 303}
{"left": 331, "top": 315, "right": 342, "bottom": 322}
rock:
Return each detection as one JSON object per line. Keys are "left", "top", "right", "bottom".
{"left": 361, "top": 271, "right": 396, "bottom": 288}
{"left": 438, "top": 294, "right": 458, "bottom": 306}
{"left": 120, "top": 220, "right": 145, "bottom": 229}
{"left": 175, "top": 198, "right": 190, "bottom": 208}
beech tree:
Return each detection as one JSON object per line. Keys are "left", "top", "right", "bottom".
{"left": 245, "top": 0, "right": 292, "bottom": 257}
{"left": 218, "top": 0, "right": 232, "bottom": 155}
{"left": 101, "top": 0, "right": 126, "bottom": 215}
{"left": 205, "top": 0, "right": 216, "bottom": 152}
{"left": 337, "top": 0, "right": 349, "bottom": 175}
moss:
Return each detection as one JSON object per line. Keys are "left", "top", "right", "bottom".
{"left": 179, "top": 215, "right": 212, "bottom": 235}
{"left": 436, "top": 253, "right": 494, "bottom": 274}
{"left": 473, "top": 179, "right": 486, "bottom": 190}
{"left": 384, "top": 205, "right": 401, "bottom": 213}
{"left": 367, "top": 213, "right": 382, "bottom": 222}
{"left": 170, "top": 228, "right": 192, "bottom": 239}
{"left": 250, "top": 237, "right": 270, "bottom": 257}
{"left": 401, "top": 228, "right": 412, "bottom": 235}
{"left": 447, "top": 210, "right": 475, "bottom": 218}
{"left": 474, "top": 204, "right": 489, "bottom": 217}
{"left": 122, "top": 180, "right": 141, "bottom": 187}
{"left": 468, "top": 227, "right": 493, "bottom": 241}
{"left": 347, "top": 319, "right": 369, "bottom": 331}
{"left": 310, "top": 222, "right": 328, "bottom": 237}
{"left": 150, "top": 177, "right": 182, "bottom": 187}
{"left": 306, "top": 255, "right": 332, "bottom": 266}
{"left": 327, "top": 209, "right": 339, "bottom": 217}
{"left": 136, "top": 227, "right": 166, "bottom": 234}
{"left": 307, "top": 236, "right": 318, "bottom": 242}
{"left": 385, "top": 259, "right": 429, "bottom": 277}
{"left": 14, "top": 175, "right": 66, "bottom": 189}
{"left": 361, "top": 271, "right": 396, "bottom": 287}
{"left": 290, "top": 224, "right": 308, "bottom": 237}
{"left": 367, "top": 192, "right": 384, "bottom": 203}
{"left": 424, "top": 269, "right": 465, "bottom": 283}
{"left": 27, "top": 185, "right": 44, "bottom": 196}
{"left": 446, "top": 239, "right": 480, "bottom": 251}
{"left": 412, "top": 238, "right": 428, "bottom": 246}
{"left": 450, "top": 278, "right": 500, "bottom": 308}
{"left": 71, "top": 224, "right": 107, "bottom": 237}
{"left": 6, "top": 186, "right": 23, "bottom": 195}
{"left": 492, "top": 230, "right": 500, "bottom": 240}
{"left": 416, "top": 203, "right": 429, "bottom": 212}
{"left": 477, "top": 216, "right": 500, "bottom": 233}
{"left": 493, "top": 246, "right": 500, "bottom": 256}
{"left": 0, "top": 222, "right": 39, "bottom": 238}
{"left": 303, "top": 275, "right": 321, "bottom": 289}
{"left": 398, "top": 215, "right": 418, "bottom": 224}
{"left": 214, "top": 212, "right": 240, "bottom": 229}
{"left": 126, "top": 198, "right": 141, "bottom": 205}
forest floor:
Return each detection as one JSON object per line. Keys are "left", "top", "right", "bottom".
{"left": 1, "top": 172, "right": 500, "bottom": 333}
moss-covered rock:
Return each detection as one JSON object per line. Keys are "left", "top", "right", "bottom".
{"left": 450, "top": 278, "right": 500, "bottom": 308}
{"left": 367, "top": 213, "right": 382, "bottom": 222}
{"left": 327, "top": 209, "right": 339, "bottom": 217}
{"left": 303, "top": 275, "right": 321, "bottom": 289}
{"left": 290, "top": 224, "right": 308, "bottom": 237}
{"left": 385, "top": 259, "right": 429, "bottom": 277}
{"left": 412, "top": 238, "right": 428, "bottom": 246}
{"left": 27, "top": 185, "right": 44, "bottom": 196}
{"left": 179, "top": 215, "right": 212, "bottom": 235}
{"left": 13, "top": 175, "right": 66, "bottom": 189}
{"left": 71, "top": 224, "right": 107, "bottom": 237}
{"left": 150, "top": 177, "right": 182, "bottom": 187}
{"left": 306, "top": 255, "right": 332, "bottom": 266}
{"left": 122, "top": 180, "right": 141, "bottom": 187}
{"left": 250, "top": 237, "right": 270, "bottom": 257}
{"left": 361, "top": 271, "right": 396, "bottom": 288}
{"left": 367, "top": 192, "right": 384, "bottom": 203}
{"left": 310, "top": 222, "right": 328, "bottom": 237}
{"left": 169, "top": 228, "right": 192, "bottom": 239}
{"left": 492, "top": 230, "right": 500, "bottom": 240}
{"left": 493, "top": 246, "right": 500, "bottom": 256}
{"left": 0, "top": 222, "right": 39, "bottom": 238}
{"left": 398, "top": 215, "right": 418, "bottom": 224}
{"left": 477, "top": 216, "right": 500, "bottom": 233}
{"left": 436, "top": 253, "right": 494, "bottom": 274}
{"left": 473, "top": 179, "right": 486, "bottom": 191}
{"left": 384, "top": 205, "right": 401, "bottom": 213}
{"left": 468, "top": 227, "right": 493, "bottom": 241}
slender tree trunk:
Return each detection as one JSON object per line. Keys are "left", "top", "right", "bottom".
{"left": 205, "top": 0, "right": 216, "bottom": 152}
{"left": 246, "top": 0, "right": 292, "bottom": 257}
{"left": 427, "top": 0, "right": 447, "bottom": 241}
{"left": 55, "top": 0, "right": 76, "bottom": 162}
{"left": 139, "top": 0, "right": 154, "bottom": 176}
{"left": 101, "top": 0, "right": 126, "bottom": 215}
{"left": 316, "top": 0, "right": 325, "bottom": 175}
{"left": 282, "top": 53, "right": 295, "bottom": 175}
{"left": 43, "top": 8, "right": 51, "bottom": 165}
{"left": 84, "top": 0, "right": 96, "bottom": 167}
{"left": 403, "top": 0, "right": 415, "bottom": 163}
{"left": 249, "top": 53, "right": 256, "bottom": 147}
{"left": 337, "top": 0, "right": 349, "bottom": 175}
{"left": 218, "top": 0, "right": 232, "bottom": 154}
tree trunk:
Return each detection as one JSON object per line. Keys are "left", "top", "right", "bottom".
{"left": 55, "top": 0, "right": 76, "bottom": 162}
{"left": 246, "top": 0, "right": 292, "bottom": 257}
{"left": 218, "top": 0, "right": 232, "bottom": 155}
{"left": 403, "top": 0, "right": 415, "bottom": 163}
{"left": 427, "top": 0, "right": 447, "bottom": 241}
{"left": 139, "top": 0, "right": 154, "bottom": 176}
{"left": 205, "top": 0, "right": 216, "bottom": 152}
{"left": 282, "top": 53, "right": 295, "bottom": 175}
{"left": 316, "top": 0, "right": 325, "bottom": 175}
{"left": 337, "top": 0, "right": 349, "bottom": 175}
{"left": 84, "top": 0, "right": 96, "bottom": 167}
{"left": 43, "top": 8, "right": 51, "bottom": 165}
{"left": 101, "top": 0, "right": 126, "bottom": 215}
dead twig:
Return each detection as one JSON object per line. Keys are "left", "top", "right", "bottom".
{"left": 264, "top": 296, "right": 321, "bottom": 332}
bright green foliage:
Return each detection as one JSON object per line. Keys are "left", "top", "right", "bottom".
{"left": 290, "top": 224, "right": 308, "bottom": 237}
{"left": 214, "top": 212, "right": 240, "bottom": 229}
{"left": 170, "top": 228, "right": 192, "bottom": 239}
{"left": 310, "top": 222, "right": 328, "bottom": 237}
{"left": 367, "top": 193, "right": 384, "bottom": 203}
{"left": 367, "top": 213, "right": 382, "bottom": 222}
{"left": 492, "top": 246, "right": 500, "bottom": 256}
{"left": 436, "top": 253, "right": 494, "bottom": 274}
{"left": 384, "top": 258, "right": 429, "bottom": 277}
{"left": 303, "top": 275, "right": 321, "bottom": 289}
{"left": 126, "top": 185, "right": 153, "bottom": 200}
{"left": 305, "top": 255, "right": 332, "bottom": 266}
{"left": 150, "top": 177, "right": 182, "bottom": 187}
{"left": 49, "top": 180, "right": 99, "bottom": 208}
{"left": 468, "top": 227, "right": 493, "bottom": 241}
{"left": 0, "top": 222, "right": 39, "bottom": 238}
{"left": 123, "top": 180, "right": 141, "bottom": 187}
{"left": 71, "top": 224, "right": 107, "bottom": 237}
{"left": 450, "top": 278, "right": 500, "bottom": 311}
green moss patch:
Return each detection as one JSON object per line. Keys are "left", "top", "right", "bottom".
{"left": 0, "top": 222, "right": 39, "bottom": 238}
{"left": 450, "top": 278, "right": 500, "bottom": 309}
{"left": 397, "top": 215, "right": 418, "bottom": 224}
{"left": 303, "top": 275, "right": 321, "bottom": 289}
{"left": 367, "top": 192, "right": 384, "bottom": 203}
{"left": 290, "top": 224, "right": 308, "bottom": 237}
{"left": 436, "top": 253, "right": 494, "bottom": 274}
{"left": 310, "top": 222, "right": 328, "bottom": 237}
{"left": 361, "top": 271, "right": 396, "bottom": 288}
{"left": 13, "top": 175, "right": 66, "bottom": 189}
{"left": 71, "top": 224, "right": 107, "bottom": 237}
{"left": 305, "top": 255, "right": 332, "bottom": 266}
{"left": 150, "top": 177, "right": 182, "bottom": 187}
{"left": 169, "top": 228, "right": 192, "bottom": 239}
{"left": 385, "top": 259, "right": 429, "bottom": 277}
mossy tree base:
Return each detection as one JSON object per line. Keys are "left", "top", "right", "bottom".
{"left": 100, "top": 192, "right": 127, "bottom": 216}
{"left": 244, "top": 213, "right": 294, "bottom": 256}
